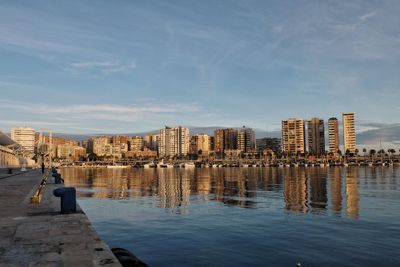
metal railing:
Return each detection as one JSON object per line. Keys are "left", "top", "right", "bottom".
{"left": 31, "top": 170, "right": 50, "bottom": 204}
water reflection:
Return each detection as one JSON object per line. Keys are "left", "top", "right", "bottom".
{"left": 158, "top": 169, "right": 190, "bottom": 211}
{"left": 283, "top": 168, "right": 308, "bottom": 212}
{"left": 346, "top": 167, "right": 359, "bottom": 219}
{"left": 60, "top": 166, "right": 400, "bottom": 218}
{"left": 330, "top": 167, "right": 342, "bottom": 214}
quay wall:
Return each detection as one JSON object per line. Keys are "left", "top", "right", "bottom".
{"left": 0, "top": 170, "right": 121, "bottom": 266}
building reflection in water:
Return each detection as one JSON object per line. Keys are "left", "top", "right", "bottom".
{"left": 308, "top": 167, "right": 328, "bottom": 213}
{"left": 330, "top": 167, "right": 342, "bottom": 215}
{"left": 157, "top": 169, "right": 191, "bottom": 213}
{"left": 211, "top": 168, "right": 258, "bottom": 208}
{"left": 59, "top": 166, "right": 366, "bottom": 218}
{"left": 345, "top": 167, "right": 359, "bottom": 219}
{"left": 283, "top": 168, "right": 308, "bottom": 212}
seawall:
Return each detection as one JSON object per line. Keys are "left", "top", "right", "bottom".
{"left": 0, "top": 169, "right": 121, "bottom": 266}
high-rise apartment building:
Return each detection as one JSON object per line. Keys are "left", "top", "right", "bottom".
{"left": 91, "top": 136, "right": 109, "bottom": 156}
{"left": 307, "top": 118, "right": 325, "bottom": 156}
{"left": 189, "top": 134, "right": 211, "bottom": 155}
{"left": 111, "top": 135, "right": 129, "bottom": 153}
{"left": 214, "top": 129, "right": 224, "bottom": 153}
{"left": 11, "top": 127, "right": 35, "bottom": 154}
{"left": 256, "top": 138, "right": 281, "bottom": 153}
{"left": 159, "top": 128, "right": 169, "bottom": 157}
{"left": 57, "top": 144, "right": 74, "bottom": 159}
{"left": 130, "top": 136, "right": 143, "bottom": 151}
{"left": 237, "top": 126, "right": 255, "bottom": 153}
{"left": 198, "top": 134, "right": 211, "bottom": 154}
{"left": 144, "top": 134, "right": 159, "bottom": 151}
{"left": 56, "top": 144, "right": 85, "bottom": 160}
{"left": 158, "top": 126, "right": 190, "bottom": 157}
{"left": 111, "top": 135, "right": 129, "bottom": 145}
{"left": 214, "top": 128, "right": 238, "bottom": 154}
{"left": 189, "top": 136, "right": 198, "bottom": 155}
{"left": 223, "top": 128, "right": 238, "bottom": 150}
{"left": 342, "top": 112, "right": 356, "bottom": 153}
{"left": 328, "top": 117, "right": 339, "bottom": 153}
{"left": 282, "top": 119, "right": 306, "bottom": 155}
{"left": 209, "top": 136, "right": 214, "bottom": 151}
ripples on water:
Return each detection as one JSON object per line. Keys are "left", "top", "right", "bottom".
{"left": 60, "top": 167, "right": 400, "bottom": 267}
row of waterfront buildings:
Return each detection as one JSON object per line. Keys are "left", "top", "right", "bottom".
{"left": 282, "top": 112, "right": 356, "bottom": 156}
{"left": 6, "top": 112, "right": 356, "bottom": 161}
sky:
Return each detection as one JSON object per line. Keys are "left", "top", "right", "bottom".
{"left": 0, "top": 0, "right": 399, "bottom": 134}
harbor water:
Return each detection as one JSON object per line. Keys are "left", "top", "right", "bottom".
{"left": 60, "top": 167, "right": 400, "bottom": 267}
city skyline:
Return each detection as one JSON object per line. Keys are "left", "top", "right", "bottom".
{"left": 0, "top": 1, "right": 399, "bottom": 135}
{"left": 2, "top": 118, "right": 398, "bottom": 150}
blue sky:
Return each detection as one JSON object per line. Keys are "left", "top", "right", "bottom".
{"left": 0, "top": 0, "right": 399, "bottom": 134}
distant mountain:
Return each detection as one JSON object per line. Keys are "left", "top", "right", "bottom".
{"left": 182, "top": 126, "right": 281, "bottom": 138}
{"left": 52, "top": 133, "right": 91, "bottom": 141}
{"left": 357, "top": 124, "right": 400, "bottom": 146}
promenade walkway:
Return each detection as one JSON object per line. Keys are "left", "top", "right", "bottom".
{"left": 0, "top": 169, "right": 121, "bottom": 266}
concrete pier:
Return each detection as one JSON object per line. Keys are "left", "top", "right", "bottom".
{"left": 0, "top": 169, "right": 121, "bottom": 266}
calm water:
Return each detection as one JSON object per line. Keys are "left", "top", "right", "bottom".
{"left": 60, "top": 167, "right": 400, "bottom": 267}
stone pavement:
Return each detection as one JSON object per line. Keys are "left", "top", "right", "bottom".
{"left": 0, "top": 169, "right": 121, "bottom": 267}
{"left": 0, "top": 168, "right": 26, "bottom": 180}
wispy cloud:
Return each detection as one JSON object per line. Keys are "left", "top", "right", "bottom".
{"left": 0, "top": 1, "right": 399, "bottom": 133}
{"left": 0, "top": 120, "right": 64, "bottom": 126}
{"left": 359, "top": 12, "right": 376, "bottom": 22}
{"left": 0, "top": 101, "right": 200, "bottom": 122}
{"left": 66, "top": 61, "right": 137, "bottom": 74}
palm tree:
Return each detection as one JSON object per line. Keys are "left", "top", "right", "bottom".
{"left": 378, "top": 149, "right": 385, "bottom": 155}
{"left": 88, "top": 153, "right": 98, "bottom": 162}
{"left": 369, "top": 149, "right": 376, "bottom": 161}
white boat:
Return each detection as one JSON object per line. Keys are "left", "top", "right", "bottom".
{"left": 107, "top": 165, "right": 128, "bottom": 169}
{"left": 143, "top": 163, "right": 156, "bottom": 169}
{"left": 158, "top": 163, "right": 173, "bottom": 168}
{"left": 183, "top": 162, "right": 196, "bottom": 168}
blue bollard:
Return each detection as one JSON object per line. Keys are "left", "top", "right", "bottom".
{"left": 53, "top": 187, "right": 76, "bottom": 213}
{"left": 52, "top": 173, "right": 64, "bottom": 184}
{"left": 55, "top": 173, "right": 63, "bottom": 184}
